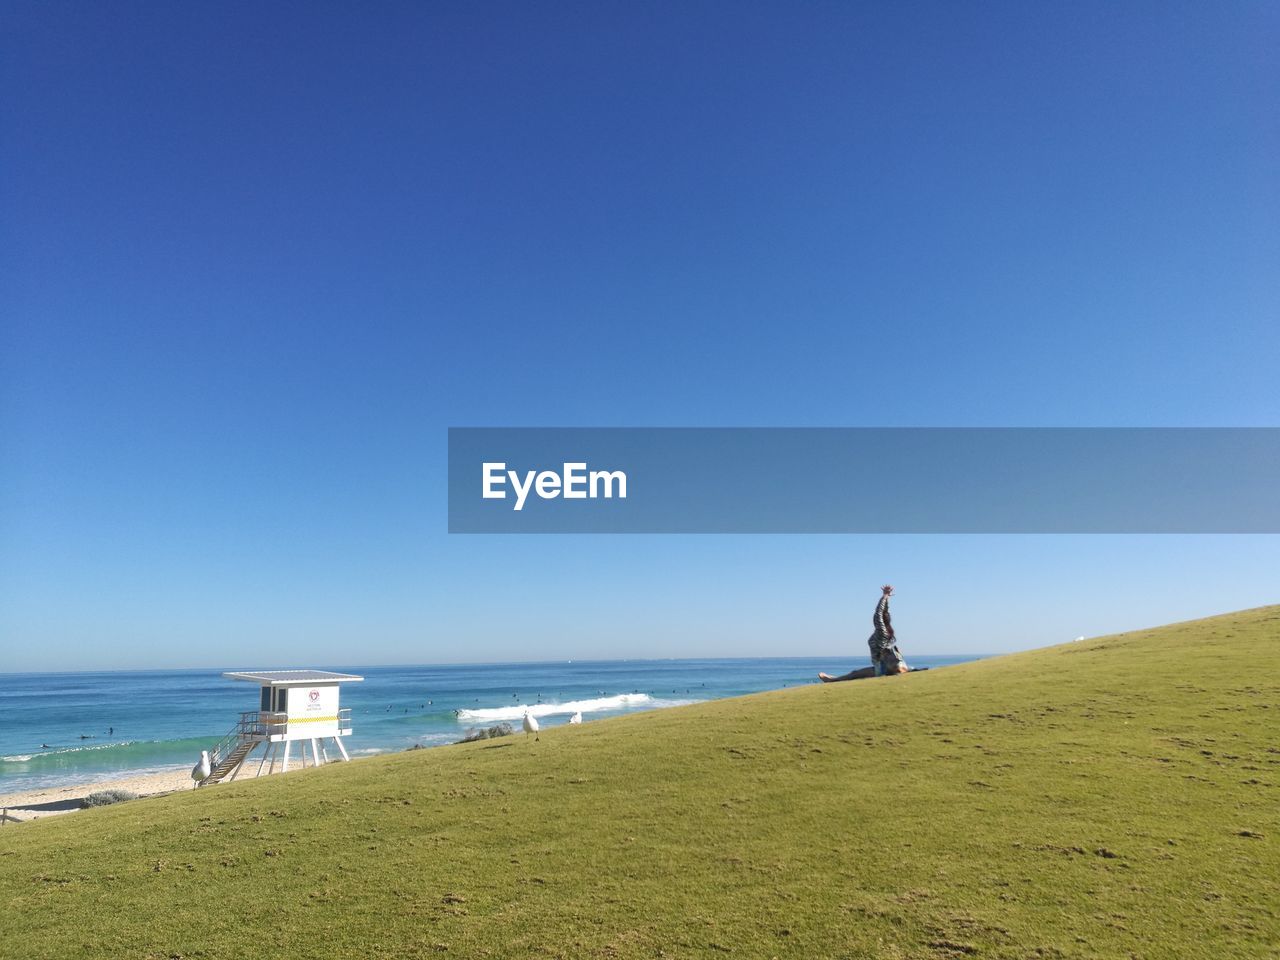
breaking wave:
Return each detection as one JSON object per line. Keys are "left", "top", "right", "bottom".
{"left": 456, "top": 692, "right": 676, "bottom": 723}
{"left": 1, "top": 737, "right": 212, "bottom": 769}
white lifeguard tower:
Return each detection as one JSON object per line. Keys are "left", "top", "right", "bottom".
{"left": 199, "top": 670, "right": 363, "bottom": 786}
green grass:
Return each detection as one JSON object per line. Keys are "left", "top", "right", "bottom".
{"left": 2, "top": 607, "right": 1278, "bottom": 959}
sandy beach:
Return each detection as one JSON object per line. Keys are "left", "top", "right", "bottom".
{"left": 0, "top": 768, "right": 268, "bottom": 823}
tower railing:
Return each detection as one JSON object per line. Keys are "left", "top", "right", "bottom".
{"left": 208, "top": 711, "right": 286, "bottom": 768}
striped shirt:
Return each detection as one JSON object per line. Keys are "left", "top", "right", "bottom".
{"left": 868, "top": 593, "right": 896, "bottom": 660}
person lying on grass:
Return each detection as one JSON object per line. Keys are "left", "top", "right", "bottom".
{"left": 819, "top": 584, "right": 918, "bottom": 682}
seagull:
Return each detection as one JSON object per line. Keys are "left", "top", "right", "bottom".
{"left": 569, "top": 711, "right": 582, "bottom": 725}
{"left": 191, "top": 750, "right": 212, "bottom": 788}
{"left": 522, "top": 710, "right": 539, "bottom": 741}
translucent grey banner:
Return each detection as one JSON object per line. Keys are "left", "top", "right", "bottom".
{"left": 447, "top": 428, "right": 1280, "bottom": 533}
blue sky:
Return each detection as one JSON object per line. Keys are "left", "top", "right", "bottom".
{"left": 2, "top": 2, "right": 1277, "bottom": 671}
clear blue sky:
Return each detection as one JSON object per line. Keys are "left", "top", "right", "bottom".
{"left": 2, "top": 2, "right": 1277, "bottom": 671}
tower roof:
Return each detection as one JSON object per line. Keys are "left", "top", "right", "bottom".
{"left": 223, "top": 670, "right": 364, "bottom": 687}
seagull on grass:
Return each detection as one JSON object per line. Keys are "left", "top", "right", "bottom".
{"left": 191, "top": 750, "right": 211, "bottom": 787}
{"left": 522, "top": 710, "right": 539, "bottom": 741}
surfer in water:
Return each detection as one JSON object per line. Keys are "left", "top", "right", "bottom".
{"left": 819, "top": 584, "right": 915, "bottom": 682}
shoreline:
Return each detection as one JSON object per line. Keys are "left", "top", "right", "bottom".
{"left": 0, "top": 765, "right": 277, "bottom": 823}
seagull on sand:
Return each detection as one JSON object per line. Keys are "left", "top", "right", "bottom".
{"left": 191, "top": 750, "right": 212, "bottom": 787}
{"left": 522, "top": 710, "right": 540, "bottom": 741}
{"left": 569, "top": 711, "right": 583, "bottom": 725}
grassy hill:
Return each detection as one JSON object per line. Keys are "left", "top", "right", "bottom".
{"left": 2, "top": 607, "right": 1277, "bottom": 959}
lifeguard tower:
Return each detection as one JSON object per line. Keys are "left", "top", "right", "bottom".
{"left": 199, "top": 670, "right": 363, "bottom": 786}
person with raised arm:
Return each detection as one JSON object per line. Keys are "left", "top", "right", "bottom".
{"left": 819, "top": 584, "right": 913, "bottom": 682}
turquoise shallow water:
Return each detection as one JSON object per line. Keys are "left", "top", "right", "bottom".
{"left": 0, "top": 656, "right": 982, "bottom": 792}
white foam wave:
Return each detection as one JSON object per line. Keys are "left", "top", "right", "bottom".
{"left": 456, "top": 693, "right": 654, "bottom": 723}
{"left": 1, "top": 741, "right": 139, "bottom": 762}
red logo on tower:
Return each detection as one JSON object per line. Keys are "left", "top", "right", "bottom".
{"left": 309, "top": 689, "right": 320, "bottom": 702}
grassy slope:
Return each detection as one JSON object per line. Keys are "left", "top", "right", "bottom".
{"left": 2, "top": 608, "right": 1277, "bottom": 960}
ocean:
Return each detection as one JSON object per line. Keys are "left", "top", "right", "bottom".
{"left": 0, "top": 655, "right": 982, "bottom": 793}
